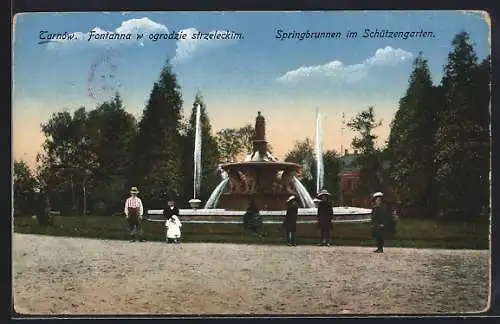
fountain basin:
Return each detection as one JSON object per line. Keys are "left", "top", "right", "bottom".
{"left": 146, "top": 207, "right": 372, "bottom": 224}
{"left": 217, "top": 192, "right": 296, "bottom": 211}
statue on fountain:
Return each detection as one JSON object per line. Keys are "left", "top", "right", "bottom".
{"left": 241, "top": 170, "right": 258, "bottom": 194}
{"left": 249, "top": 111, "right": 277, "bottom": 162}
{"left": 228, "top": 170, "right": 243, "bottom": 193}
{"left": 278, "top": 170, "right": 295, "bottom": 194}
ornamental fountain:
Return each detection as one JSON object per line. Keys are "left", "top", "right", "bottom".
{"left": 208, "top": 111, "right": 315, "bottom": 210}
{"left": 147, "top": 110, "right": 372, "bottom": 224}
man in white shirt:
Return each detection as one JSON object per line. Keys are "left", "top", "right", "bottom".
{"left": 124, "top": 186, "right": 144, "bottom": 242}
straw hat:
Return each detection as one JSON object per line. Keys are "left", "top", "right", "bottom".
{"left": 317, "top": 189, "right": 331, "bottom": 197}
{"left": 373, "top": 192, "right": 384, "bottom": 198}
{"left": 287, "top": 195, "right": 296, "bottom": 203}
{"left": 130, "top": 186, "right": 140, "bottom": 194}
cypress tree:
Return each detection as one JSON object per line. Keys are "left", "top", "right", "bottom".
{"left": 130, "top": 62, "right": 184, "bottom": 207}
{"left": 387, "top": 53, "right": 440, "bottom": 218}
{"left": 434, "top": 32, "right": 490, "bottom": 220}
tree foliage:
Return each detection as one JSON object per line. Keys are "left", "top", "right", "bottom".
{"left": 215, "top": 124, "right": 256, "bottom": 162}
{"left": 86, "top": 94, "right": 137, "bottom": 214}
{"left": 35, "top": 94, "right": 137, "bottom": 215}
{"left": 284, "top": 138, "right": 340, "bottom": 200}
{"left": 323, "top": 150, "right": 341, "bottom": 201}
{"left": 387, "top": 53, "right": 441, "bottom": 218}
{"left": 13, "top": 160, "right": 38, "bottom": 216}
{"left": 347, "top": 107, "right": 384, "bottom": 197}
{"left": 433, "top": 32, "right": 490, "bottom": 220}
{"left": 285, "top": 138, "right": 315, "bottom": 192}
{"left": 38, "top": 107, "right": 97, "bottom": 215}
{"left": 130, "top": 62, "right": 184, "bottom": 207}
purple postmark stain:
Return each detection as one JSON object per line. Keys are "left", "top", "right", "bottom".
{"left": 87, "top": 50, "right": 122, "bottom": 104}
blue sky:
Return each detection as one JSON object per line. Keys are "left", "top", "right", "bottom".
{"left": 12, "top": 11, "right": 490, "bottom": 168}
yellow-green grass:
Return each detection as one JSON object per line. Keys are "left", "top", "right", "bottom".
{"left": 13, "top": 215, "right": 489, "bottom": 249}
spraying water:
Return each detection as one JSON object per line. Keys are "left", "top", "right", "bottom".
{"left": 193, "top": 104, "right": 202, "bottom": 199}
{"left": 292, "top": 176, "right": 316, "bottom": 208}
{"left": 204, "top": 178, "right": 229, "bottom": 209}
{"left": 315, "top": 108, "right": 324, "bottom": 194}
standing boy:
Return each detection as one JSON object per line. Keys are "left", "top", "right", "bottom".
{"left": 124, "top": 186, "right": 144, "bottom": 242}
{"left": 317, "top": 190, "right": 334, "bottom": 246}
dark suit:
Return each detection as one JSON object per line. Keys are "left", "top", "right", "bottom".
{"left": 317, "top": 200, "right": 333, "bottom": 245}
{"left": 371, "top": 204, "right": 391, "bottom": 251}
{"left": 163, "top": 206, "right": 180, "bottom": 219}
{"left": 127, "top": 207, "right": 142, "bottom": 238}
{"left": 284, "top": 200, "right": 298, "bottom": 245}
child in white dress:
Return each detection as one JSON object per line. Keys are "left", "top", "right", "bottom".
{"left": 165, "top": 215, "right": 182, "bottom": 243}
{"left": 163, "top": 199, "right": 182, "bottom": 243}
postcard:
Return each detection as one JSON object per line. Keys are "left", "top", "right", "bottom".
{"left": 12, "top": 10, "right": 491, "bottom": 315}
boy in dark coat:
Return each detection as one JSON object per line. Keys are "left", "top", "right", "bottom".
{"left": 163, "top": 199, "right": 180, "bottom": 220}
{"left": 371, "top": 192, "right": 394, "bottom": 253}
{"left": 316, "top": 190, "right": 334, "bottom": 246}
{"left": 284, "top": 195, "right": 299, "bottom": 246}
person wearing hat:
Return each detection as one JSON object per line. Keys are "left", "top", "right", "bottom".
{"left": 124, "top": 186, "right": 144, "bottom": 242}
{"left": 371, "top": 191, "right": 392, "bottom": 253}
{"left": 316, "top": 189, "right": 334, "bottom": 246}
{"left": 163, "top": 198, "right": 181, "bottom": 243}
{"left": 284, "top": 195, "right": 299, "bottom": 246}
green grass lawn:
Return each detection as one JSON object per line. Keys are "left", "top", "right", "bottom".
{"left": 13, "top": 215, "right": 490, "bottom": 249}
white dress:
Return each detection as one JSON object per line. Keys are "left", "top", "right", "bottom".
{"left": 165, "top": 215, "right": 182, "bottom": 239}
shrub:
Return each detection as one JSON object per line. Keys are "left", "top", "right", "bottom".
{"left": 91, "top": 201, "right": 107, "bottom": 215}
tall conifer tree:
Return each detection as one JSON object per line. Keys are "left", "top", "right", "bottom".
{"left": 130, "top": 62, "right": 184, "bottom": 207}
{"left": 387, "top": 53, "right": 440, "bottom": 218}
{"left": 434, "top": 32, "right": 490, "bottom": 220}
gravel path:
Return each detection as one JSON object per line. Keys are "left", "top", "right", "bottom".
{"left": 13, "top": 233, "right": 490, "bottom": 315}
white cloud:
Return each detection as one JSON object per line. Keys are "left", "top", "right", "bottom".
{"left": 276, "top": 46, "right": 413, "bottom": 84}
{"left": 172, "top": 27, "right": 238, "bottom": 63}
{"left": 44, "top": 17, "right": 168, "bottom": 50}
{"left": 41, "top": 17, "right": 238, "bottom": 62}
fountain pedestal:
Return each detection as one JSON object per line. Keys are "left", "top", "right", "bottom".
{"left": 189, "top": 198, "right": 202, "bottom": 209}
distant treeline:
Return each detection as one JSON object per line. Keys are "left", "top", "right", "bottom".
{"left": 14, "top": 31, "right": 490, "bottom": 221}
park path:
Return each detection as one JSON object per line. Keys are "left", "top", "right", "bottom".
{"left": 12, "top": 233, "right": 490, "bottom": 315}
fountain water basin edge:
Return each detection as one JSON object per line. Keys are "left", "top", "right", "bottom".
{"left": 146, "top": 207, "right": 372, "bottom": 224}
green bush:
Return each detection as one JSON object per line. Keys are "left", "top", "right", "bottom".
{"left": 91, "top": 201, "right": 107, "bottom": 216}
